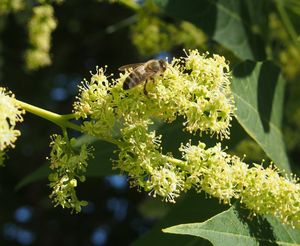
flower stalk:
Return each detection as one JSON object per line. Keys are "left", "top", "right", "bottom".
{"left": 14, "top": 99, "right": 81, "bottom": 132}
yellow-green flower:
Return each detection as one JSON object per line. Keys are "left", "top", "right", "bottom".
{"left": 25, "top": 4, "right": 57, "bottom": 70}
{"left": 70, "top": 49, "right": 300, "bottom": 228}
{"left": 74, "top": 49, "right": 235, "bottom": 201}
{"left": 0, "top": 87, "right": 24, "bottom": 156}
{"left": 48, "top": 134, "right": 93, "bottom": 212}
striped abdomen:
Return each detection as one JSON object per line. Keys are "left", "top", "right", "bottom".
{"left": 123, "top": 66, "right": 152, "bottom": 90}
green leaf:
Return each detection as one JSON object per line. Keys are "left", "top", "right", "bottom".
{"left": 132, "top": 192, "right": 227, "bottom": 246}
{"left": 163, "top": 206, "right": 300, "bottom": 246}
{"left": 232, "top": 61, "right": 290, "bottom": 171}
{"left": 154, "top": 0, "right": 267, "bottom": 60}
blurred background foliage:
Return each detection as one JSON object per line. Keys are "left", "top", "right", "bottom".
{"left": 0, "top": 0, "right": 300, "bottom": 245}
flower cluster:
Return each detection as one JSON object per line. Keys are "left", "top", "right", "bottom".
{"left": 72, "top": 49, "right": 300, "bottom": 227}
{"left": 181, "top": 142, "right": 300, "bottom": 228}
{"left": 25, "top": 4, "right": 57, "bottom": 70}
{"left": 240, "top": 164, "right": 300, "bottom": 228}
{"left": 115, "top": 121, "right": 185, "bottom": 202}
{"left": 74, "top": 49, "right": 234, "bottom": 202}
{"left": 74, "top": 50, "right": 234, "bottom": 139}
{"left": 48, "top": 134, "right": 93, "bottom": 212}
{"left": 0, "top": 87, "right": 25, "bottom": 166}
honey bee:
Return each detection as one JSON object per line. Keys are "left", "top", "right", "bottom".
{"left": 119, "top": 59, "right": 167, "bottom": 95}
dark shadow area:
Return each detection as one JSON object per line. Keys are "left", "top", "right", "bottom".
{"left": 157, "top": 117, "right": 221, "bottom": 159}
{"left": 162, "top": 0, "right": 217, "bottom": 37}
{"left": 232, "top": 60, "right": 256, "bottom": 77}
{"left": 257, "top": 62, "right": 280, "bottom": 132}
{"left": 235, "top": 204, "right": 278, "bottom": 246}
{"left": 239, "top": 0, "right": 267, "bottom": 61}
{"left": 222, "top": 117, "right": 248, "bottom": 148}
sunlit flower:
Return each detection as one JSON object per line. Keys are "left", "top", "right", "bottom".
{"left": 48, "top": 134, "right": 93, "bottom": 212}
{"left": 181, "top": 142, "right": 300, "bottom": 228}
{"left": 0, "top": 87, "right": 25, "bottom": 156}
{"left": 74, "top": 49, "right": 235, "bottom": 202}
{"left": 72, "top": 49, "right": 300, "bottom": 227}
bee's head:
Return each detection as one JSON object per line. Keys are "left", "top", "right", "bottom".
{"left": 159, "top": 59, "right": 167, "bottom": 71}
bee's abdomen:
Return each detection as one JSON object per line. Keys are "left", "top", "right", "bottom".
{"left": 123, "top": 72, "right": 143, "bottom": 90}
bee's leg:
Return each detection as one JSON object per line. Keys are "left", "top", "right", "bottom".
{"left": 144, "top": 78, "right": 156, "bottom": 96}
{"left": 143, "top": 80, "right": 149, "bottom": 96}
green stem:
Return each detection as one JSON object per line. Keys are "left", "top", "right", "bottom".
{"left": 61, "top": 113, "right": 78, "bottom": 120}
{"left": 14, "top": 99, "right": 124, "bottom": 146}
{"left": 15, "top": 99, "right": 82, "bottom": 132}
{"left": 164, "top": 155, "right": 186, "bottom": 167}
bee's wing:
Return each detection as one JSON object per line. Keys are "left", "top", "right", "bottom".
{"left": 118, "top": 63, "right": 145, "bottom": 71}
